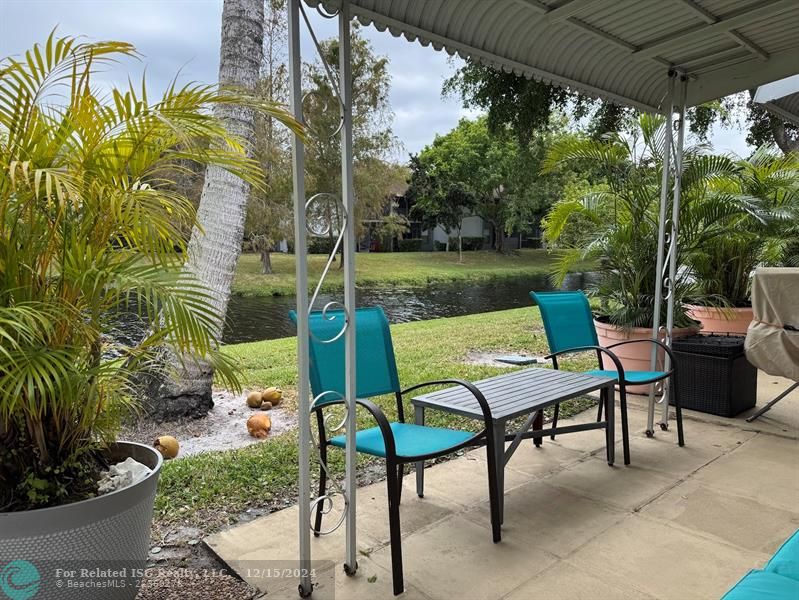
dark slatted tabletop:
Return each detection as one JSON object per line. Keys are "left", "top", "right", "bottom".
{"left": 411, "top": 368, "right": 615, "bottom": 422}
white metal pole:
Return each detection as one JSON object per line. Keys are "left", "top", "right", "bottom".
{"left": 339, "top": 0, "right": 358, "bottom": 576}
{"left": 647, "top": 73, "right": 676, "bottom": 436}
{"left": 288, "top": 1, "right": 312, "bottom": 596}
{"left": 660, "top": 76, "right": 688, "bottom": 427}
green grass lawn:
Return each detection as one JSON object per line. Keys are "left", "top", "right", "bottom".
{"left": 232, "top": 249, "right": 593, "bottom": 297}
{"left": 154, "top": 307, "right": 597, "bottom": 529}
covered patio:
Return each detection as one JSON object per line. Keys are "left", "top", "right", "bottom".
{"left": 207, "top": 375, "right": 799, "bottom": 599}
{"left": 231, "top": 0, "right": 799, "bottom": 598}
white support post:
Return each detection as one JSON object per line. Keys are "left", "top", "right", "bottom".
{"left": 288, "top": 1, "right": 312, "bottom": 596}
{"left": 339, "top": 0, "right": 358, "bottom": 576}
{"left": 660, "top": 76, "right": 688, "bottom": 427}
{"left": 647, "top": 73, "right": 676, "bottom": 436}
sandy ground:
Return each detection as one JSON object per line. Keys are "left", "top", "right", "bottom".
{"left": 126, "top": 391, "right": 298, "bottom": 599}
{"left": 122, "top": 389, "right": 298, "bottom": 458}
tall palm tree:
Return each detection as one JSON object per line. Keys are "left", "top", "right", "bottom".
{"left": 151, "top": 0, "right": 271, "bottom": 419}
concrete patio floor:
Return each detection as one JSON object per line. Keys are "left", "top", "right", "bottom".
{"left": 207, "top": 372, "right": 799, "bottom": 599}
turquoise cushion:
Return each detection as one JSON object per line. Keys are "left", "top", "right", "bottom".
{"left": 584, "top": 369, "right": 668, "bottom": 384}
{"left": 330, "top": 423, "right": 474, "bottom": 458}
{"left": 766, "top": 529, "right": 799, "bottom": 582}
{"left": 722, "top": 570, "right": 799, "bottom": 599}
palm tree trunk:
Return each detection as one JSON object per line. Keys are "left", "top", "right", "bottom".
{"left": 148, "top": 0, "right": 263, "bottom": 420}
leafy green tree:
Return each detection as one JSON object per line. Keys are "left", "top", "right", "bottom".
{"left": 409, "top": 117, "right": 574, "bottom": 253}
{"left": 378, "top": 206, "right": 411, "bottom": 252}
{"left": 244, "top": 0, "right": 293, "bottom": 274}
{"left": 443, "top": 61, "right": 632, "bottom": 145}
{"left": 409, "top": 173, "right": 475, "bottom": 261}
{"left": 446, "top": 59, "right": 799, "bottom": 154}
{"left": 303, "top": 27, "right": 401, "bottom": 263}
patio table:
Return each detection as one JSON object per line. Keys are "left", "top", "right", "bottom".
{"left": 411, "top": 368, "right": 617, "bottom": 525}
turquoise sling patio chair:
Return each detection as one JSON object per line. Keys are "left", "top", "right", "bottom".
{"left": 530, "top": 290, "right": 685, "bottom": 465}
{"left": 289, "top": 306, "right": 501, "bottom": 596}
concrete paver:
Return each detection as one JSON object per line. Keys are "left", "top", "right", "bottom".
{"left": 206, "top": 373, "right": 799, "bottom": 600}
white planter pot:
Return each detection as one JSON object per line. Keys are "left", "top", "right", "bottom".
{"left": 0, "top": 441, "right": 162, "bottom": 600}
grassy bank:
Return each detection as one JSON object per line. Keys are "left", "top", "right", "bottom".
{"left": 154, "top": 307, "right": 596, "bottom": 528}
{"left": 232, "top": 249, "right": 594, "bottom": 297}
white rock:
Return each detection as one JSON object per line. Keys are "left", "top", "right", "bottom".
{"left": 98, "top": 457, "right": 152, "bottom": 494}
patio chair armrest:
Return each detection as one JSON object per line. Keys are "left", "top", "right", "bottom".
{"left": 311, "top": 396, "right": 398, "bottom": 457}
{"left": 545, "top": 346, "right": 626, "bottom": 380}
{"left": 355, "top": 398, "right": 398, "bottom": 459}
{"left": 401, "top": 379, "right": 493, "bottom": 424}
{"left": 605, "top": 338, "right": 677, "bottom": 374}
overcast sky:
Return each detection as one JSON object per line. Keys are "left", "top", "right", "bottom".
{"left": 1, "top": 0, "right": 750, "bottom": 157}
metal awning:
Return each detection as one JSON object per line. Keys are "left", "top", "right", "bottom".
{"left": 308, "top": 0, "right": 799, "bottom": 112}
{"left": 754, "top": 74, "right": 799, "bottom": 125}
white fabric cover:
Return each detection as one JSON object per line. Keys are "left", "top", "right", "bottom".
{"left": 745, "top": 268, "right": 799, "bottom": 382}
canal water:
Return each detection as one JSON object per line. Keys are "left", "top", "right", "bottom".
{"left": 220, "top": 272, "right": 594, "bottom": 344}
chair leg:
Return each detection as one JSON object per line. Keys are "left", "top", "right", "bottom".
{"left": 597, "top": 393, "right": 604, "bottom": 422}
{"left": 671, "top": 376, "right": 685, "bottom": 447}
{"left": 314, "top": 446, "right": 328, "bottom": 537}
{"left": 550, "top": 403, "right": 560, "bottom": 440}
{"left": 386, "top": 460, "right": 404, "bottom": 596}
{"left": 619, "top": 386, "right": 630, "bottom": 466}
{"left": 397, "top": 464, "right": 405, "bottom": 505}
{"left": 414, "top": 404, "right": 425, "bottom": 498}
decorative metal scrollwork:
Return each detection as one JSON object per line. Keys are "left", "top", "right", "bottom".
{"left": 316, "top": 3, "right": 340, "bottom": 19}
{"left": 304, "top": 194, "right": 350, "bottom": 334}
{"left": 308, "top": 391, "right": 349, "bottom": 535}
{"left": 309, "top": 301, "right": 349, "bottom": 344}
{"left": 297, "top": 1, "right": 355, "bottom": 540}
{"left": 661, "top": 221, "right": 677, "bottom": 300}
{"left": 301, "top": 90, "right": 345, "bottom": 140}
{"left": 305, "top": 192, "right": 345, "bottom": 238}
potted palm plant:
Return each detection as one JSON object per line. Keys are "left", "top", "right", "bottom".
{"left": 0, "top": 35, "right": 298, "bottom": 598}
{"left": 684, "top": 147, "right": 799, "bottom": 333}
{"left": 543, "top": 115, "right": 737, "bottom": 391}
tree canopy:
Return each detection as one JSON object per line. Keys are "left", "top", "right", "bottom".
{"left": 408, "top": 116, "right": 580, "bottom": 252}
{"left": 445, "top": 59, "right": 799, "bottom": 154}
{"left": 244, "top": 10, "right": 406, "bottom": 268}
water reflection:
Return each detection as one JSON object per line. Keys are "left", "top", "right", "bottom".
{"left": 222, "top": 272, "right": 594, "bottom": 344}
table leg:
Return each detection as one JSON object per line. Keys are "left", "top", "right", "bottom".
{"left": 414, "top": 405, "right": 425, "bottom": 498}
{"left": 606, "top": 385, "right": 615, "bottom": 466}
{"left": 533, "top": 410, "right": 543, "bottom": 447}
{"left": 492, "top": 420, "right": 506, "bottom": 524}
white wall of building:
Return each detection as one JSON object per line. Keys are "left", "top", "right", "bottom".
{"left": 431, "top": 215, "right": 485, "bottom": 243}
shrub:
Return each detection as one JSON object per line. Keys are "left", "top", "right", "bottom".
{"left": 0, "top": 34, "right": 296, "bottom": 511}
{"left": 308, "top": 237, "right": 335, "bottom": 254}
{"left": 397, "top": 238, "right": 423, "bottom": 252}
{"left": 448, "top": 236, "right": 484, "bottom": 251}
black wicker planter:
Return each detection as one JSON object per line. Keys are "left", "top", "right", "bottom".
{"left": 671, "top": 334, "right": 758, "bottom": 417}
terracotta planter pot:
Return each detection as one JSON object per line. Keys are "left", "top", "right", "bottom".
{"left": 685, "top": 304, "right": 753, "bottom": 335}
{"left": 594, "top": 319, "right": 699, "bottom": 394}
